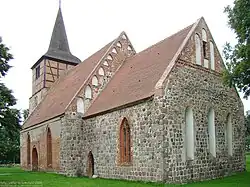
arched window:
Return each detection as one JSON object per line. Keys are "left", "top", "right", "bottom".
{"left": 202, "top": 29, "right": 208, "bottom": 59}
{"left": 107, "top": 55, "right": 113, "bottom": 61}
{"left": 116, "top": 41, "right": 122, "bottom": 48}
{"left": 85, "top": 85, "right": 92, "bottom": 99}
{"left": 226, "top": 114, "right": 233, "bottom": 156}
{"left": 120, "top": 118, "right": 131, "bottom": 164}
{"left": 98, "top": 67, "right": 105, "bottom": 76}
{"left": 27, "top": 133, "right": 31, "bottom": 166}
{"left": 92, "top": 76, "right": 98, "bottom": 86}
{"left": 195, "top": 34, "right": 201, "bottom": 65}
{"left": 77, "top": 98, "right": 84, "bottom": 113}
{"left": 210, "top": 42, "right": 215, "bottom": 70}
{"left": 47, "top": 127, "right": 52, "bottom": 168}
{"left": 208, "top": 108, "right": 216, "bottom": 157}
{"left": 185, "top": 107, "right": 194, "bottom": 160}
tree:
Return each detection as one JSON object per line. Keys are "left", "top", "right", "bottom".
{"left": 0, "top": 37, "right": 21, "bottom": 163}
{"left": 223, "top": 0, "right": 250, "bottom": 98}
{"left": 0, "top": 37, "right": 13, "bottom": 77}
{"left": 22, "top": 109, "right": 29, "bottom": 121}
{"left": 0, "top": 37, "right": 20, "bottom": 135}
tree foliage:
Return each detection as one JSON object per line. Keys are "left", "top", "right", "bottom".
{"left": 223, "top": 0, "right": 250, "bottom": 98}
{"left": 0, "top": 37, "right": 13, "bottom": 77}
{"left": 22, "top": 109, "right": 29, "bottom": 121}
{"left": 0, "top": 37, "right": 20, "bottom": 163}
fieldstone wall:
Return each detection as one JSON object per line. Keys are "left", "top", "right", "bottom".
{"left": 159, "top": 61, "right": 245, "bottom": 183}
{"left": 60, "top": 100, "right": 164, "bottom": 182}
{"left": 60, "top": 113, "right": 84, "bottom": 176}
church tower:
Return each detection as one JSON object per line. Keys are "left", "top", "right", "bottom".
{"left": 29, "top": 7, "right": 81, "bottom": 114}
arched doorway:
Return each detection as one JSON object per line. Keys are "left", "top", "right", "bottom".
{"left": 47, "top": 127, "right": 52, "bottom": 168}
{"left": 32, "top": 147, "right": 38, "bottom": 171}
{"left": 87, "top": 151, "right": 94, "bottom": 177}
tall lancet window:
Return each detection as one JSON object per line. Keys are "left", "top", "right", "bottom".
{"left": 119, "top": 118, "right": 131, "bottom": 164}
{"left": 195, "top": 34, "right": 201, "bottom": 65}
{"left": 27, "top": 133, "right": 31, "bottom": 166}
{"left": 226, "top": 114, "right": 233, "bottom": 156}
{"left": 208, "top": 108, "right": 216, "bottom": 157}
{"left": 77, "top": 98, "right": 84, "bottom": 113}
{"left": 85, "top": 85, "right": 92, "bottom": 99}
{"left": 47, "top": 127, "right": 52, "bottom": 168}
{"left": 210, "top": 42, "right": 215, "bottom": 70}
{"left": 185, "top": 107, "right": 194, "bottom": 160}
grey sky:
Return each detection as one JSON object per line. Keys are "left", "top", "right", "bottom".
{"left": 0, "top": 0, "right": 249, "bottom": 113}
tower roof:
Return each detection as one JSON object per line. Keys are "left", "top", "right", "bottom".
{"left": 44, "top": 7, "right": 81, "bottom": 64}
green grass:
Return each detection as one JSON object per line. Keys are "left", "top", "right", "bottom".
{"left": 0, "top": 155, "right": 249, "bottom": 187}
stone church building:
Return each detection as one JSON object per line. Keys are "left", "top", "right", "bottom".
{"left": 20, "top": 7, "right": 246, "bottom": 183}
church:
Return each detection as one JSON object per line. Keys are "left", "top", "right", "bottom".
{"left": 20, "top": 6, "right": 246, "bottom": 184}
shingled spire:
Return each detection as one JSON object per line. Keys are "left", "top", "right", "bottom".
{"left": 44, "top": 7, "right": 81, "bottom": 64}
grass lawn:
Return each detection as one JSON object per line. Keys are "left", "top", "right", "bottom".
{"left": 0, "top": 155, "right": 249, "bottom": 187}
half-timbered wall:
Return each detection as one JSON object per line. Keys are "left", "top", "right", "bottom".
{"left": 29, "top": 59, "right": 75, "bottom": 114}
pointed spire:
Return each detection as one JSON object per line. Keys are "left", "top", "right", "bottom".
{"left": 44, "top": 7, "right": 81, "bottom": 64}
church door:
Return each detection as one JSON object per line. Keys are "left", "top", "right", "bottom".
{"left": 87, "top": 151, "right": 94, "bottom": 177}
{"left": 32, "top": 147, "right": 38, "bottom": 171}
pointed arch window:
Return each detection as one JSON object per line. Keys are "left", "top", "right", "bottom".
{"left": 202, "top": 29, "right": 208, "bottom": 59}
{"left": 185, "top": 107, "right": 194, "bottom": 160}
{"left": 27, "top": 133, "right": 31, "bottom": 166}
{"left": 195, "top": 34, "right": 201, "bottom": 65}
{"left": 208, "top": 108, "right": 216, "bottom": 157}
{"left": 77, "top": 98, "right": 84, "bottom": 113}
{"left": 92, "top": 76, "right": 98, "bottom": 86}
{"left": 210, "top": 42, "right": 215, "bottom": 70}
{"left": 47, "top": 127, "right": 52, "bottom": 168}
{"left": 226, "top": 114, "right": 233, "bottom": 156}
{"left": 119, "top": 118, "right": 131, "bottom": 164}
{"left": 85, "top": 85, "right": 92, "bottom": 99}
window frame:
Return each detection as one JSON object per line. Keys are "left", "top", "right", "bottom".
{"left": 119, "top": 117, "right": 131, "bottom": 165}
{"left": 35, "top": 65, "right": 40, "bottom": 80}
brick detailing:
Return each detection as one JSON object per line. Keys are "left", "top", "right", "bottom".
{"left": 66, "top": 32, "right": 136, "bottom": 115}
{"left": 87, "top": 151, "right": 94, "bottom": 177}
{"left": 119, "top": 117, "right": 131, "bottom": 164}
{"left": 47, "top": 128, "right": 52, "bottom": 168}
{"left": 32, "top": 147, "right": 38, "bottom": 171}
{"left": 27, "top": 133, "right": 31, "bottom": 167}
{"left": 20, "top": 118, "right": 61, "bottom": 172}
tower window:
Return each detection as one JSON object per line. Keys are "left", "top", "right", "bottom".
{"left": 35, "top": 65, "right": 40, "bottom": 79}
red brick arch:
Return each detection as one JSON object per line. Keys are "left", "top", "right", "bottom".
{"left": 119, "top": 117, "right": 131, "bottom": 164}
{"left": 47, "top": 127, "right": 52, "bottom": 168}
{"left": 27, "top": 133, "right": 31, "bottom": 167}
{"left": 32, "top": 146, "right": 38, "bottom": 171}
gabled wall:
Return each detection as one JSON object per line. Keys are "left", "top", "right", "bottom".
{"left": 157, "top": 19, "right": 245, "bottom": 183}
{"left": 65, "top": 32, "right": 135, "bottom": 115}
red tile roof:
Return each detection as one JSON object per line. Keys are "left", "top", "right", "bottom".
{"left": 84, "top": 24, "right": 193, "bottom": 117}
{"left": 23, "top": 41, "right": 113, "bottom": 129}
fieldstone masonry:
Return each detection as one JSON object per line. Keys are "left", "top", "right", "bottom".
{"left": 21, "top": 15, "right": 246, "bottom": 184}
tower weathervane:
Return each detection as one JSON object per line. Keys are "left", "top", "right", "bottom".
{"left": 59, "top": 0, "right": 61, "bottom": 8}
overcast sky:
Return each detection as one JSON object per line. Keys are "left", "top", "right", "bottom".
{"left": 0, "top": 0, "right": 249, "bottom": 113}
